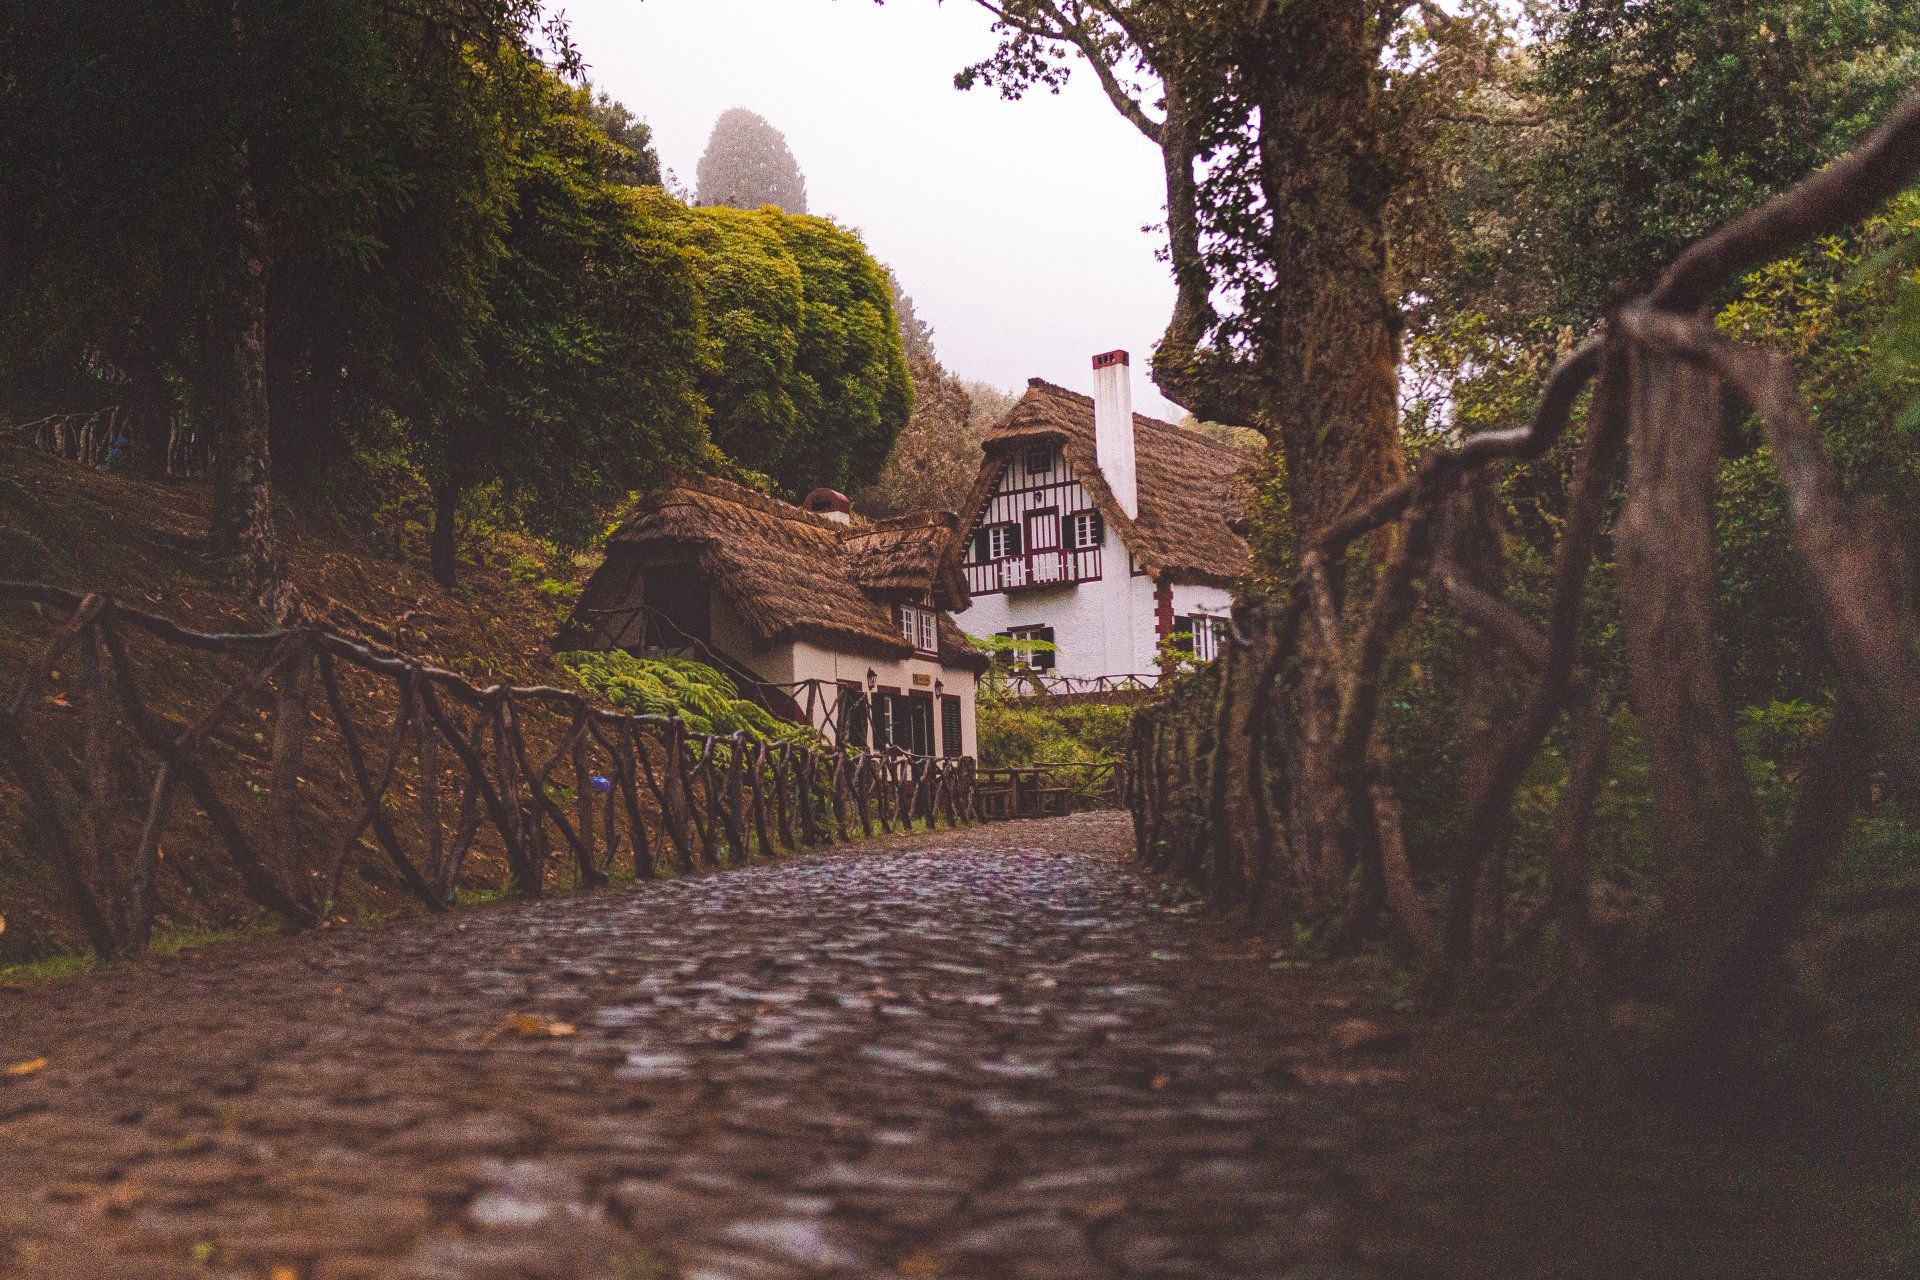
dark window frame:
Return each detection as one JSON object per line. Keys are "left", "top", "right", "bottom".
{"left": 897, "top": 602, "right": 940, "bottom": 656}
{"left": 1064, "top": 509, "right": 1104, "bottom": 550}
{"left": 1003, "top": 623, "right": 1057, "bottom": 671}
{"left": 939, "top": 694, "right": 964, "bottom": 758}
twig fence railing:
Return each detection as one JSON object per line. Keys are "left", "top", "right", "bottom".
{"left": 1126, "top": 88, "right": 1920, "bottom": 1074}
{"left": 977, "top": 760, "right": 1124, "bottom": 818}
{"left": 13, "top": 407, "right": 208, "bottom": 476}
{"left": 1000, "top": 673, "right": 1161, "bottom": 701}
{"left": 0, "top": 582, "right": 980, "bottom": 960}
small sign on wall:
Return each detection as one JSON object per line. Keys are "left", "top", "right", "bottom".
{"left": 912, "top": 673, "right": 932, "bottom": 687}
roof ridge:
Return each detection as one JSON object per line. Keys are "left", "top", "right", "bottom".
{"left": 670, "top": 473, "right": 849, "bottom": 534}
{"left": 1008, "top": 377, "right": 1258, "bottom": 460}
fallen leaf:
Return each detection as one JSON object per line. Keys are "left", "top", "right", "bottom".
{"left": 1150, "top": 1072, "right": 1172, "bottom": 1090}
{"left": 898, "top": 1251, "right": 945, "bottom": 1277}
{"left": 502, "top": 1013, "right": 575, "bottom": 1039}
{"left": 271, "top": 1268, "right": 299, "bottom": 1280}
{"left": 6, "top": 1057, "right": 48, "bottom": 1077}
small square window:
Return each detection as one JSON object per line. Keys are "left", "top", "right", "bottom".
{"left": 1024, "top": 445, "right": 1053, "bottom": 477}
{"left": 1183, "top": 614, "right": 1230, "bottom": 663}
{"left": 1003, "top": 624, "right": 1056, "bottom": 671}
{"left": 980, "top": 522, "right": 1021, "bottom": 561}
{"left": 1064, "top": 510, "right": 1103, "bottom": 550}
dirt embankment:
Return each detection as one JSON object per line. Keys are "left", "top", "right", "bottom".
{"left": 0, "top": 444, "right": 586, "bottom": 963}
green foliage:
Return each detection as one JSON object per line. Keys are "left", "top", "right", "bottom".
{"left": 426, "top": 73, "right": 709, "bottom": 552}
{"left": 648, "top": 198, "right": 913, "bottom": 498}
{"left": 1530, "top": 0, "right": 1920, "bottom": 325}
{"left": 970, "top": 633, "right": 1058, "bottom": 700}
{"left": 584, "top": 85, "right": 663, "bottom": 187}
{"left": 977, "top": 700, "right": 1130, "bottom": 770}
{"left": 558, "top": 649, "right": 802, "bottom": 743}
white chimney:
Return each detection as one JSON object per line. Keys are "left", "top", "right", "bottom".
{"left": 1091, "top": 350, "right": 1138, "bottom": 519}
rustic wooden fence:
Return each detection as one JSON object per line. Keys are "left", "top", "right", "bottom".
{"left": 0, "top": 582, "right": 980, "bottom": 959}
{"left": 12, "top": 409, "right": 208, "bottom": 476}
{"left": 1001, "top": 672, "right": 1160, "bottom": 700}
{"left": 1127, "top": 89, "right": 1920, "bottom": 1075}
{"left": 977, "top": 760, "right": 1123, "bottom": 818}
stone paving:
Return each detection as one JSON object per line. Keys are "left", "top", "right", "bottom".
{"left": 0, "top": 813, "right": 1491, "bottom": 1280}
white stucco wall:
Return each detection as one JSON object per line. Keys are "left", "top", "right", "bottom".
{"left": 783, "top": 639, "right": 978, "bottom": 759}
{"left": 955, "top": 519, "right": 1234, "bottom": 679}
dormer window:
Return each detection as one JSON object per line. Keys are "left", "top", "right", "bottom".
{"left": 898, "top": 603, "right": 939, "bottom": 655}
{"left": 1024, "top": 444, "right": 1054, "bottom": 478}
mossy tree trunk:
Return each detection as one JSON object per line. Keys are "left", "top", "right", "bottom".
{"left": 206, "top": 143, "right": 296, "bottom": 621}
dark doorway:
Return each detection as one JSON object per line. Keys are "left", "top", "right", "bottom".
{"left": 641, "top": 562, "right": 710, "bottom": 651}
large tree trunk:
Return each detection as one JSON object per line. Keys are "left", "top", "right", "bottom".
{"left": 206, "top": 143, "right": 296, "bottom": 621}
{"left": 1256, "top": 0, "right": 1407, "bottom": 546}
{"left": 1234, "top": 1, "right": 1409, "bottom": 922}
{"left": 430, "top": 475, "right": 461, "bottom": 588}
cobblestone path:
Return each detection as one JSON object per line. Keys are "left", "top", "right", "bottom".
{"left": 1, "top": 814, "right": 1500, "bottom": 1280}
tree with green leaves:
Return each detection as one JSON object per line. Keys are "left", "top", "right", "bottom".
{"left": 943, "top": 2, "right": 1507, "bottom": 543}
{"left": 647, "top": 197, "right": 912, "bottom": 498}
{"left": 585, "top": 86, "right": 664, "bottom": 187}
{"left": 0, "top": 0, "right": 577, "bottom": 615}
{"left": 695, "top": 107, "right": 810, "bottom": 215}
{"left": 422, "top": 76, "right": 708, "bottom": 586}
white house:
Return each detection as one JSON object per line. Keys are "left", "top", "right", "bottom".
{"left": 953, "top": 351, "right": 1258, "bottom": 683}
{"left": 574, "top": 476, "right": 989, "bottom": 757}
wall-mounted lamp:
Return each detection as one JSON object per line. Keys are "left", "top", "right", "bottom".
{"left": 934, "top": 678, "right": 944, "bottom": 697}
{"left": 865, "top": 667, "right": 878, "bottom": 692}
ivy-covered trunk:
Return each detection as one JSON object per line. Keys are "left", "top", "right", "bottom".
{"left": 206, "top": 145, "right": 296, "bottom": 621}
{"left": 1255, "top": 0, "right": 1406, "bottom": 546}
{"left": 1234, "top": 2, "right": 1409, "bottom": 922}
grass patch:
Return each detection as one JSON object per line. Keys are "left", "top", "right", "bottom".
{"left": 0, "top": 922, "right": 271, "bottom": 986}
{"left": 0, "top": 950, "right": 98, "bottom": 984}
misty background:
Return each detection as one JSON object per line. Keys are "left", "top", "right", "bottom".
{"left": 554, "top": 0, "right": 1182, "bottom": 419}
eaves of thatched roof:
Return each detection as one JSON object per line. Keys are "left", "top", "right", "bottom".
{"left": 585, "top": 475, "right": 988, "bottom": 672}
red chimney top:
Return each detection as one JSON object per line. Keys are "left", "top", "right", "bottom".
{"left": 803, "top": 488, "right": 851, "bottom": 515}
{"left": 1092, "top": 350, "right": 1130, "bottom": 370}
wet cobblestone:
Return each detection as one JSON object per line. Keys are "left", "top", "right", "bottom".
{"left": 1, "top": 814, "right": 1455, "bottom": 1279}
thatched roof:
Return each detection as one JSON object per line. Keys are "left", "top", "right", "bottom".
{"left": 581, "top": 475, "right": 987, "bottom": 671}
{"left": 952, "top": 378, "right": 1261, "bottom": 588}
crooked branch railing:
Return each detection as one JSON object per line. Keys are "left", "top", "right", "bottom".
{"left": 0, "top": 583, "right": 980, "bottom": 959}
{"left": 999, "top": 672, "right": 1161, "bottom": 700}
{"left": 977, "top": 760, "right": 1124, "bottom": 818}
{"left": 1127, "top": 89, "right": 1920, "bottom": 1074}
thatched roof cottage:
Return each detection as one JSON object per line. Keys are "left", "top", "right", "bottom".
{"left": 574, "top": 475, "right": 988, "bottom": 758}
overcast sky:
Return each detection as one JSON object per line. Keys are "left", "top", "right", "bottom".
{"left": 553, "top": 0, "right": 1182, "bottom": 418}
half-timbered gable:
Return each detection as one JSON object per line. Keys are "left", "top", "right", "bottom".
{"left": 950, "top": 351, "right": 1260, "bottom": 684}
{"left": 962, "top": 443, "right": 1106, "bottom": 595}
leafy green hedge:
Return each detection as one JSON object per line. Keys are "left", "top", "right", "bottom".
{"left": 977, "top": 698, "right": 1131, "bottom": 770}
{"left": 558, "top": 649, "right": 802, "bottom": 742}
